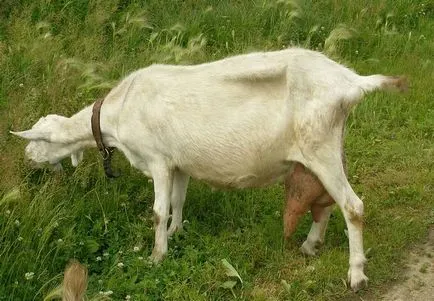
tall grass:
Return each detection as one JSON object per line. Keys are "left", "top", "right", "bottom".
{"left": 1, "top": 0, "right": 433, "bottom": 300}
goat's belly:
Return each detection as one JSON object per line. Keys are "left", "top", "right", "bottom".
{"left": 181, "top": 159, "right": 293, "bottom": 189}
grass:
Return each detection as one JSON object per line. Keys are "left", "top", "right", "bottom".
{"left": 0, "top": 0, "right": 433, "bottom": 300}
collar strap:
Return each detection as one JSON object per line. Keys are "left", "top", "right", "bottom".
{"left": 91, "top": 98, "right": 119, "bottom": 178}
{"left": 91, "top": 98, "right": 109, "bottom": 157}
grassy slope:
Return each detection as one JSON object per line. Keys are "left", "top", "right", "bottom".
{"left": 0, "top": 0, "right": 433, "bottom": 300}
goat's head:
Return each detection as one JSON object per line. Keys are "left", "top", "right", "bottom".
{"left": 11, "top": 114, "right": 84, "bottom": 170}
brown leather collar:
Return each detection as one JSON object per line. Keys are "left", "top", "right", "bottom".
{"left": 91, "top": 98, "right": 119, "bottom": 178}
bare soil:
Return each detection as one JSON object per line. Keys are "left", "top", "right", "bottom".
{"left": 368, "top": 227, "right": 434, "bottom": 301}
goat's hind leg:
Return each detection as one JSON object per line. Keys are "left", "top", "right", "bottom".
{"left": 300, "top": 201, "right": 334, "bottom": 256}
{"left": 304, "top": 154, "right": 368, "bottom": 292}
{"left": 284, "top": 163, "right": 335, "bottom": 256}
{"left": 301, "top": 145, "right": 347, "bottom": 256}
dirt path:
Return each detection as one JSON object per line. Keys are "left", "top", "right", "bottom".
{"left": 371, "top": 227, "right": 434, "bottom": 301}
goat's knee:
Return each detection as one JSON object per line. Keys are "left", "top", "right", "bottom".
{"left": 153, "top": 209, "right": 168, "bottom": 228}
{"left": 344, "top": 197, "right": 364, "bottom": 228}
{"left": 151, "top": 190, "right": 171, "bottom": 262}
{"left": 151, "top": 208, "right": 170, "bottom": 262}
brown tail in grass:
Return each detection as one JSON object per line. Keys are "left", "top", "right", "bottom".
{"left": 382, "top": 76, "right": 408, "bottom": 93}
{"left": 359, "top": 74, "right": 409, "bottom": 94}
{"left": 62, "top": 260, "right": 88, "bottom": 301}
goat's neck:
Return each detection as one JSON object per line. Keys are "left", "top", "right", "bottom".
{"left": 67, "top": 102, "right": 119, "bottom": 150}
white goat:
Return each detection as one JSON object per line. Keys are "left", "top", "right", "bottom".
{"left": 11, "top": 48, "right": 407, "bottom": 291}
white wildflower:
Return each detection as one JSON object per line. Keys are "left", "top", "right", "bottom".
{"left": 125, "top": 295, "right": 131, "bottom": 300}
{"left": 103, "top": 252, "right": 109, "bottom": 257}
{"left": 133, "top": 246, "right": 140, "bottom": 252}
{"left": 25, "top": 272, "right": 34, "bottom": 280}
{"left": 117, "top": 262, "right": 124, "bottom": 268}
{"left": 96, "top": 256, "right": 102, "bottom": 261}
{"left": 306, "top": 265, "right": 316, "bottom": 272}
{"left": 5, "top": 210, "right": 11, "bottom": 215}
{"left": 14, "top": 219, "right": 20, "bottom": 226}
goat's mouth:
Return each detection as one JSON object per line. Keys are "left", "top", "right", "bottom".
{"left": 25, "top": 158, "right": 63, "bottom": 172}
{"left": 25, "top": 158, "right": 45, "bottom": 169}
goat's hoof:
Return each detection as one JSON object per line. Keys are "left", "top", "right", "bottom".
{"left": 168, "top": 224, "right": 183, "bottom": 237}
{"left": 348, "top": 269, "right": 368, "bottom": 292}
{"left": 300, "top": 240, "right": 321, "bottom": 256}
{"left": 149, "top": 250, "right": 165, "bottom": 264}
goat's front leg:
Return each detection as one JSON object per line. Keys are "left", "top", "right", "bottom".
{"left": 168, "top": 170, "right": 190, "bottom": 237}
{"left": 150, "top": 166, "right": 174, "bottom": 263}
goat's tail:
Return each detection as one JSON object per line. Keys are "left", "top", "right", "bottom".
{"left": 358, "top": 74, "right": 408, "bottom": 94}
{"left": 62, "top": 260, "right": 88, "bottom": 301}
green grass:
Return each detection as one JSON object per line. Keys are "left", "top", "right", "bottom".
{"left": 0, "top": 0, "right": 433, "bottom": 300}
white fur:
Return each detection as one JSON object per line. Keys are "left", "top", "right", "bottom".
{"left": 301, "top": 204, "right": 335, "bottom": 257}
{"left": 11, "top": 48, "right": 405, "bottom": 291}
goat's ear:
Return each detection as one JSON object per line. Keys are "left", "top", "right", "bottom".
{"left": 10, "top": 130, "right": 51, "bottom": 141}
{"left": 71, "top": 151, "right": 84, "bottom": 167}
